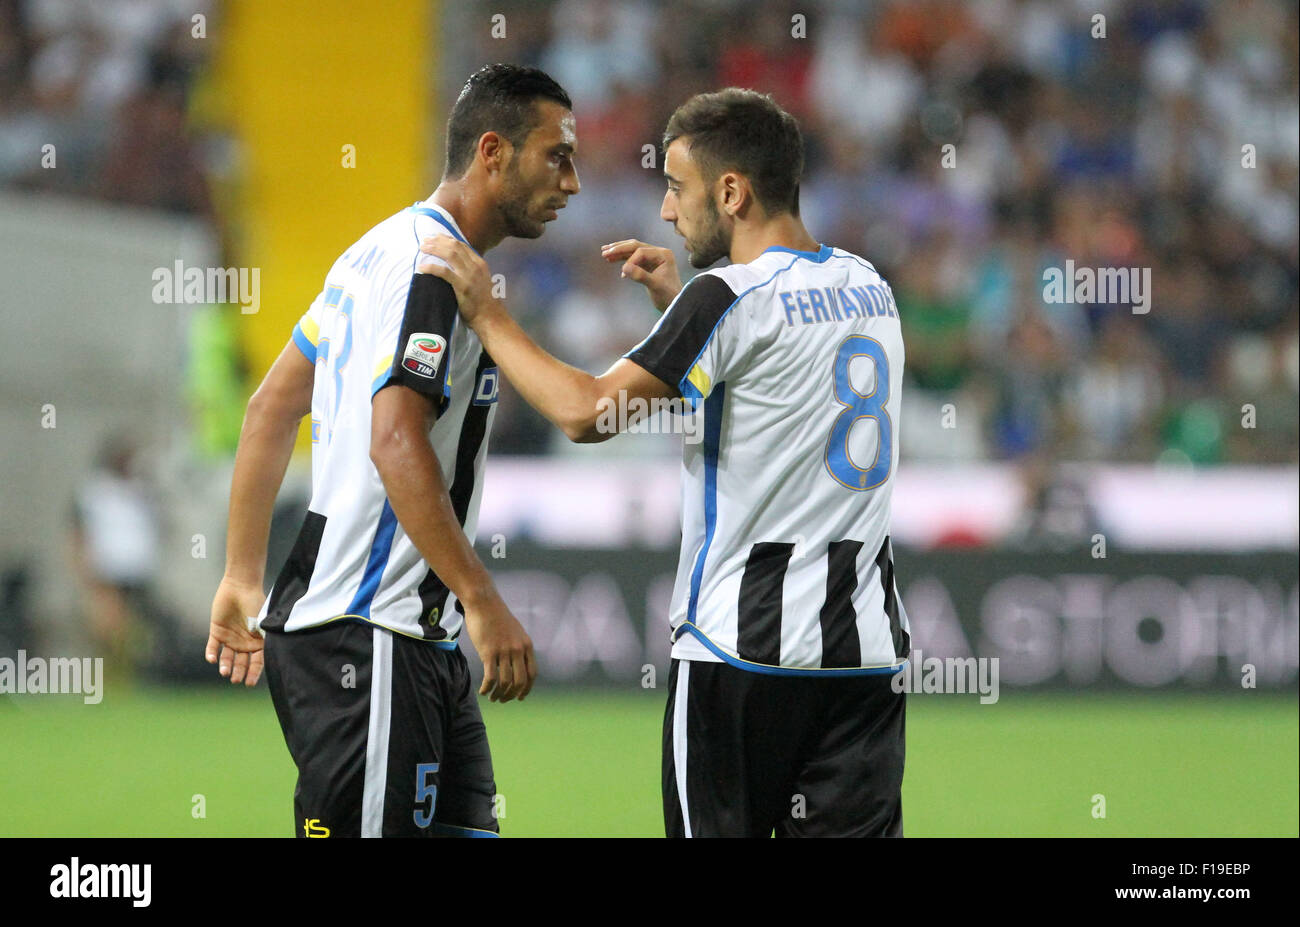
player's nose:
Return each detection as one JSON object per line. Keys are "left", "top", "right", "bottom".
{"left": 561, "top": 165, "right": 580, "bottom": 195}
{"left": 660, "top": 192, "right": 675, "bottom": 222}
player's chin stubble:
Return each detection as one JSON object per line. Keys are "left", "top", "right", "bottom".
{"left": 499, "top": 165, "right": 546, "bottom": 239}
{"left": 500, "top": 197, "right": 544, "bottom": 239}
{"left": 686, "top": 200, "right": 730, "bottom": 268}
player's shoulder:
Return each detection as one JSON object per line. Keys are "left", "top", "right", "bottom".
{"left": 666, "top": 249, "right": 830, "bottom": 323}
{"left": 777, "top": 243, "right": 895, "bottom": 293}
{"left": 727, "top": 244, "right": 877, "bottom": 295}
{"left": 680, "top": 247, "right": 824, "bottom": 312}
{"left": 753, "top": 243, "right": 884, "bottom": 279}
{"left": 824, "top": 245, "right": 887, "bottom": 282}
{"left": 671, "top": 267, "right": 742, "bottom": 316}
{"left": 320, "top": 205, "right": 465, "bottom": 310}
{"left": 402, "top": 202, "right": 467, "bottom": 248}
{"left": 671, "top": 254, "right": 792, "bottom": 312}
{"left": 699, "top": 253, "right": 793, "bottom": 299}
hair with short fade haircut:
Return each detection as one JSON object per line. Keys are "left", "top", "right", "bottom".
{"left": 663, "top": 88, "right": 804, "bottom": 216}
{"left": 443, "top": 64, "right": 572, "bottom": 178}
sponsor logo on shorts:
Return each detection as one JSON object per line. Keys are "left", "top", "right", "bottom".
{"left": 403, "top": 333, "right": 446, "bottom": 379}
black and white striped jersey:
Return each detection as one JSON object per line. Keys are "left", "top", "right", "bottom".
{"left": 625, "top": 244, "right": 910, "bottom": 675}
{"left": 257, "top": 201, "right": 499, "bottom": 643}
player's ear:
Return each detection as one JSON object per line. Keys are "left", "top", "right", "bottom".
{"left": 477, "top": 131, "right": 508, "bottom": 175}
{"left": 718, "top": 171, "right": 748, "bottom": 218}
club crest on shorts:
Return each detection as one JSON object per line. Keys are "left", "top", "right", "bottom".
{"left": 403, "top": 333, "right": 446, "bottom": 378}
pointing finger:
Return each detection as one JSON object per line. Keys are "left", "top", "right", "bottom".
{"left": 601, "top": 240, "right": 643, "bottom": 261}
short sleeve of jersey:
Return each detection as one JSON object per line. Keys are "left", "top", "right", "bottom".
{"left": 623, "top": 273, "right": 739, "bottom": 406}
{"left": 369, "top": 258, "right": 458, "bottom": 409}
{"left": 290, "top": 293, "right": 324, "bottom": 361}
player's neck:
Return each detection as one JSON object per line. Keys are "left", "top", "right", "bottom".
{"left": 428, "top": 181, "right": 504, "bottom": 253}
{"left": 729, "top": 213, "right": 820, "bottom": 264}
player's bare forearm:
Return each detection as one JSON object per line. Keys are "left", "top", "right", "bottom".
{"left": 472, "top": 304, "right": 616, "bottom": 442}
{"left": 208, "top": 340, "right": 312, "bottom": 687}
{"left": 224, "top": 342, "right": 314, "bottom": 587}
{"left": 371, "top": 428, "right": 495, "bottom": 607}
{"left": 417, "top": 236, "right": 677, "bottom": 442}
{"left": 375, "top": 440, "right": 534, "bottom": 701}
{"left": 224, "top": 407, "right": 299, "bottom": 586}
{"left": 370, "top": 385, "right": 536, "bottom": 702}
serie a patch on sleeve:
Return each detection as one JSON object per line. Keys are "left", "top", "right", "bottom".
{"left": 402, "top": 332, "right": 447, "bottom": 378}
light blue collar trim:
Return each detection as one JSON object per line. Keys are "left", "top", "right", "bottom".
{"left": 763, "top": 243, "right": 833, "bottom": 263}
{"left": 408, "top": 202, "right": 479, "bottom": 255}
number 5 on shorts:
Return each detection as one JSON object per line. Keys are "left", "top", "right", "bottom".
{"left": 414, "top": 762, "right": 440, "bottom": 829}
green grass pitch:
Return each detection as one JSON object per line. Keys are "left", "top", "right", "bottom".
{"left": 1, "top": 687, "right": 1295, "bottom": 837}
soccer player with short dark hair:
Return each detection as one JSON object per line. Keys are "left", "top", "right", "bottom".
{"left": 204, "top": 64, "right": 580, "bottom": 837}
{"left": 420, "top": 87, "right": 910, "bottom": 837}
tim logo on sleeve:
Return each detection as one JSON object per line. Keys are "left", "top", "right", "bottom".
{"left": 403, "top": 333, "right": 446, "bottom": 378}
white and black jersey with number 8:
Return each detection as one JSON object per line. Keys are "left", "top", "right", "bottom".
{"left": 626, "top": 243, "right": 911, "bottom": 675}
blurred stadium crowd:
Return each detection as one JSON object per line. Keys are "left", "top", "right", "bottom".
{"left": 457, "top": 0, "right": 1300, "bottom": 464}
{"left": 0, "top": 0, "right": 218, "bottom": 216}
{"left": 4, "top": 0, "right": 1297, "bottom": 465}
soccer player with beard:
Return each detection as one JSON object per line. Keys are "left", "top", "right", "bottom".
{"left": 419, "top": 88, "right": 910, "bottom": 837}
{"left": 204, "top": 64, "right": 579, "bottom": 837}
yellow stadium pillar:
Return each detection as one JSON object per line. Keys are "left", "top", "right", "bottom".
{"left": 214, "top": 0, "right": 437, "bottom": 448}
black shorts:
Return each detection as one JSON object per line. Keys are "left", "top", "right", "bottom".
{"left": 264, "top": 620, "right": 498, "bottom": 838}
{"left": 662, "top": 658, "right": 905, "bottom": 837}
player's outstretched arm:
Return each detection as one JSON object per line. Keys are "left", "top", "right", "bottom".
{"left": 417, "top": 236, "right": 676, "bottom": 443}
{"left": 370, "top": 384, "right": 536, "bottom": 702}
{"left": 599, "top": 239, "right": 682, "bottom": 312}
{"left": 206, "top": 340, "right": 314, "bottom": 686}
